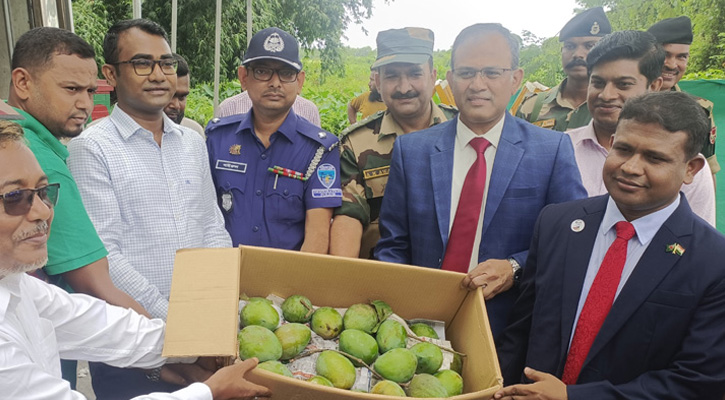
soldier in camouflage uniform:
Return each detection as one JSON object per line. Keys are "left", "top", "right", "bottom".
{"left": 329, "top": 27, "right": 457, "bottom": 259}
{"left": 648, "top": 16, "right": 719, "bottom": 175}
{"left": 516, "top": 7, "right": 611, "bottom": 131}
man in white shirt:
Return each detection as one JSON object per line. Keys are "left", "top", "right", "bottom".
{"left": 67, "top": 19, "right": 231, "bottom": 398}
{"left": 0, "top": 120, "right": 270, "bottom": 400}
{"left": 164, "top": 53, "right": 205, "bottom": 137}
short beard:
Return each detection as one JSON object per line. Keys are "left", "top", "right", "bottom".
{"left": 369, "top": 89, "right": 382, "bottom": 103}
{"left": 0, "top": 256, "right": 48, "bottom": 279}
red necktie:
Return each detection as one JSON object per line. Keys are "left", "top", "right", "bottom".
{"left": 562, "top": 221, "right": 636, "bottom": 384}
{"left": 441, "top": 137, "right": 491, "bottom": 273}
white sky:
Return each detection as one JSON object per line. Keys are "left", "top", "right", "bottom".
{"left": 343, "top": 0, "right": 581, "bottom": 50}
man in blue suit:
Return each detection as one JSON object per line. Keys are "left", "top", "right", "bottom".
{"left": 495, "top": 91, "right": 725, "bottom": 399}
{"left": 375, "top": 23, "right": 586, "bottom": 338}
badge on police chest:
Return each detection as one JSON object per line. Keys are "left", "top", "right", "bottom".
{"left": 221, "top": 192, "right": 233, "bottom": 212}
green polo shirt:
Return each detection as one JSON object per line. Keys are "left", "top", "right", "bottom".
{"left": 13, "top": 107, "right": 108, "bottom": 275}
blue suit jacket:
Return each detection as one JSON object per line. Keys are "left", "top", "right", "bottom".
{"left": 498, "top": 195, "right": 725, "bottom": 399}
{"left": 375, "top": 113, "right": 586, "bottom": 337}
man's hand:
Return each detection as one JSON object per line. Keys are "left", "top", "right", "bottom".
{"left": 461, "top": 258, "right": 514, "bottom": 300}
{"left": 205, "top": 358, "right": 272, "bottom": 400}
{"left": 493, "top": 367, "right": 567, "bottom": 400}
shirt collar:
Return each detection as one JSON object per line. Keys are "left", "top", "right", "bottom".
{"left": 238, "top": 109, "right": 299, "bottom": 144}
{"left": 569, "top": 120, "right": 602, "bottom": 147}
{"left": 0, "top": 273, "right": 24, "bottom": 324}
{"left": 455, "top": 112, "right": 504, "bottom": 150}
{"left": 109, "top": 106, "right": 182, "bottom": 141}
{"left": 601, "top": 195, "right": 681, "bottom": 246}
{"left": 378, "top": 100, "right": 447, "bottom": 140}
{"left": 11, "top": 107, "right": 69, "bottom": 161}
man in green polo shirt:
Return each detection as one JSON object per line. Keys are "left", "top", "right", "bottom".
{"left": 6, "top": 27, "right": 206, "bottom": 389}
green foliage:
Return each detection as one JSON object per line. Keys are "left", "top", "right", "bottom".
{"left": 519, "top": 37, "right": 564, "bottom": 87}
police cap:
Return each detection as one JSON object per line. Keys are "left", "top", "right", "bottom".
{"left": 372, "top": 27, "right": 434, "bottom": 69}
{"left": 559, "top": 7, "right": 612, "bottom": 41}
{"left": 647, "top": 16, "right": 693, "bottom": 45}
{"left": 242, "top": 27, "right": 302, "bottom": 71}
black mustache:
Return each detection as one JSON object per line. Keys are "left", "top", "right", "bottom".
{"left": 391, "top": 91, "right": 419, "bottom": 100}
{"left": 565, "top": 59, "right": 587, "bottom": 69}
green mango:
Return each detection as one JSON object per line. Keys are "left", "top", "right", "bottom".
{"left": 373, "top": 348, "right": 417, "bottom": 383}
{"left": 410, "top": 323, "right": 439, "bottom": 339}
{"left": 370, "top": 300, "right": 394, "bottom": 333}
{"left": 371, "top": 380, "right": 407, "bottom": 396}
{"left": 315, "top": 350, "right": 357, "bottom": 389}
{"left": 338, "top": 329, "right": 379, "bottom": 366}
{"left": 410, "top": 342, "right": 443, "bottom": 374}
{"left": 240, "top": 297, "right": 279, "bottom": 330}
{"left": 406, "top": 373, "right": 448, "bottom": 398}
{"left": 274, "top": 323, "right": 311, "bottom": 360}
{"left": 376, "top": 319, "right": 407, "bottom": 353}
{"left": 435, "top": 370, "right": 464, "bottom": 396}
{"left": 238, "top": 325, "right": 282, "bottom": 362}
{"left": 308, "top": 375, "right": 334, "bottom": 387}
{"left": 450, "top": 353, "right": 463, "bottom": 374}
{"left": 281, "top": 295, "right": 314, "bottom": 323}
{"left": 310, "top": 307, "right": 343, "bottom": 339}
{"left": 343, "top": 303, "right": 378, "bottom": 334}
{"left": 257, "top": 360, "right": 293, "bottom": 377}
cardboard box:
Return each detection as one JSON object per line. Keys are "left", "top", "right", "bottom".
{"left": 164, "top": 246, "right": 503, "bottom": 399}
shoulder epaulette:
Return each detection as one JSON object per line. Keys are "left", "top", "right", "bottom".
{"left": 299, "top": 127, "right": 340, "bottom": 151}
{"left": 204, "top": 113, "right": 246, "bottom": 134}
{"left": 340, "top": 110, "right": 385, "bottom": 138}
{"left": 437, "top": 103, "right": 459, "bottom": 118}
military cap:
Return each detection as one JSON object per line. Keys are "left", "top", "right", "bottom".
{"left": 647, "top": 16, "right": 693, "bottom": 45}
{"left": 242, "top": 27, "right": 302, "bottom": 71}
{"left": 559, "top": 7, "right": 612, "bottom": 41}
{"left": 371, "top": 27, "right": 434, "bottom": 69}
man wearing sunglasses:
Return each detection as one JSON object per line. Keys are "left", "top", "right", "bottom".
{"left": 206, "top": 27, "right": 341, "bottom": 252}
{"left": 0, "top": 120, "right": 271, "bottom": 400}
{"left": 68, "top": 19, "right": 231, "bottom": 398}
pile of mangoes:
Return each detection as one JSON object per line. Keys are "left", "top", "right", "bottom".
{"left": 237, "top": 295, "right": 464, "bottom": 397}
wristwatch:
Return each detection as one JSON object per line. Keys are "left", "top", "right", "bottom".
{"left": 508, "top": 258, "right": 522, "bottom": 284}
{"left": 146, "top": 366, "right": 162, "bottom": 382}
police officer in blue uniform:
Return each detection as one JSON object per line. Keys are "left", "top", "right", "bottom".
{"left": 207, "top": 27, "right": 341, "bottom": 252}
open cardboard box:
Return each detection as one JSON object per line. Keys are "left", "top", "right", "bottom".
{"left": 163, "top": 246, "right": 503, "bottom": 399}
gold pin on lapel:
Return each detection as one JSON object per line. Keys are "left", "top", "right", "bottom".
{"left": 665, "top": 243, "right": 685, "bottom": 256}
{"left": 229, "top": 144, "right": 241, "bottom": 155}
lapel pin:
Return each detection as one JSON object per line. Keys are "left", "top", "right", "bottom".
{"left": 318, "top": 131, "right": 327, "bottom": 139}
{"left": 666, "top": 243, "right": 685, "bottom": 256}
{"left": 570, "top": 219, "right": 585, "bottom": 232}
{"left": 229, "top": 144, "right": 241, "bottom": 155}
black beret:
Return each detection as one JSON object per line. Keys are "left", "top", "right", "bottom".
{"left": 560, "top": 7, "right": 612, "bottom": 41}
{"left": 647, "top": 16, "right": 693, "bottom": 45}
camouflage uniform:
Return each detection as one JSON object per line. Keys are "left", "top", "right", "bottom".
{"left": 515, "top": 79, "right": 592, "bottom": 131}
{"left": 674, "top": 84, "right": 719, "bottom": 174}
{"left": 335, "top": 101, "right": 457, "bottom": 258}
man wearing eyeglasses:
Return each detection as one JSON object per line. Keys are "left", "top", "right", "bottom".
{"left": 375, "top": 23, "right": 585, "bottom": 339}
{"left": 206, "top": 27, "right": 341, "bottom": 253}
{"left": 67, "top": 19, "right": 231, "bottom": 398}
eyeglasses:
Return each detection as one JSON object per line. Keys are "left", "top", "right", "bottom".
{"left": 248, "top": 66, "right": 299, "bottom": 83}
{"left": 112, "top": 59, "right": 179, "bottom": 76}
{"left": 1, "top": 183, "right": 60, "bottom": 216}
{"left": 452, "top": 67, "right": 513, "bottom": 81}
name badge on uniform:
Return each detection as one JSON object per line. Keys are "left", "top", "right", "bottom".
{"left": 534, "top": 118, "right": 556, "bottom": 129}
{"left": 221, "top": 192, "right": 233, "bottom": 212}
{"left": 312, "top": 163, "right": 342, "bottom": 198}
{"left": 216, "top": 160, "right": 247, "bottom": 173}
{"left": 363, "top": 166, "right": 390, "bottom": 179}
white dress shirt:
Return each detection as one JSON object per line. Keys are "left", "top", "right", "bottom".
{"left": 449, "top": 115, "right": 505, "bottom": 272}
{"left": 68, "top": 107, "right": 231, "bottom": 319}
{"left": 0, "top": 273, "right": 211, "bottom": 400}
{"left": 569, "top": 196, "right": 680, "bottom": 348}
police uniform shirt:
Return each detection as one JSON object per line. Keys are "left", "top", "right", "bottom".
{"left": 206, "top": 109, "right": 342, "bottom": 249}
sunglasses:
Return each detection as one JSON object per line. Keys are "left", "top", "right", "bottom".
{"left": 0, "top": 183, "right": 60, "bottom": 216}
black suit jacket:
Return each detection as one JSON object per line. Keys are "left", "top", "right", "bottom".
{"left": 498, "top": 195, "right": 725, "bottom": 399}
